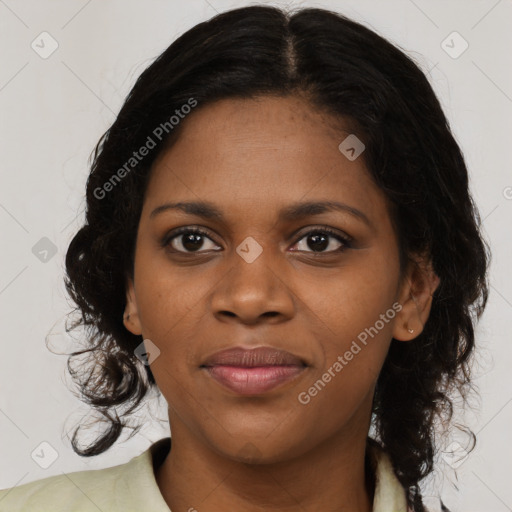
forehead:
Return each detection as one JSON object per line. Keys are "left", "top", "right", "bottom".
{"left": 145, "top": 95, "right": 387, "bottom": 225}
{"left": 157, "top": 95, "right": 352, "bottom": 159}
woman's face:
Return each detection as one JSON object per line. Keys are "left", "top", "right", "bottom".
{"left": 125, "top": 95, "right": 418, "bottom": 462}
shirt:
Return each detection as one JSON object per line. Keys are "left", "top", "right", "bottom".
{"left": 0, "top": 437, "right": 414, "bottom": 511}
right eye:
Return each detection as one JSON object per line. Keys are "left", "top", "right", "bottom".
{"left": 162, "top": 227, "right": 222, "bottom": 254}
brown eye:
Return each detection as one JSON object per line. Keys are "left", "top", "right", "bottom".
{"left": 291, "top": 228, "right": 351, "bottom": 253}
{"left": 163, "top": 228, "right": 220, "bottom": 253}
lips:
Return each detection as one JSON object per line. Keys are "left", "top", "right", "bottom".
{"left": 200, "top": 346, "right": 308, "bottom": 395}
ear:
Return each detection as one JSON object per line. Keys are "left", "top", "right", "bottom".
{"left": 392, "top": 254, "right": 440, "bottom": 342}
{"left": 124, "top": 277, "right": 143, "bottom": 336}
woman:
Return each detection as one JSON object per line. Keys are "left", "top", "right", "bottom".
{"left": 0, "top": 5, "right": 488, "bottom": 511}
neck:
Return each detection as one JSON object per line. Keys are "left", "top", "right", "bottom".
{"left": 155, "top": 413, "right": 374, "bottom": 512}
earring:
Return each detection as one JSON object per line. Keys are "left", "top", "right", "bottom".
{"left": 407, "top": 328, "right": 414, "bottom": 333}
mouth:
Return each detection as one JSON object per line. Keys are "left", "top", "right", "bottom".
{"left": 200, "top": 346, "right": 308, "bottom": 396}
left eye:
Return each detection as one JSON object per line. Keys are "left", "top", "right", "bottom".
{"left": 292, "top": 229, "right": 351, "bottom": 253}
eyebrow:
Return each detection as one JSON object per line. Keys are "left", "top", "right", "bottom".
{"left": 149, "top": 200, "right": 372, "bottom": 227}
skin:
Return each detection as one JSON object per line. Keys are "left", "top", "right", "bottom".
{"left": 124, "top": 95, "right": 440, "bottom": 512}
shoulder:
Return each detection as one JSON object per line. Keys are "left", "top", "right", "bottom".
{"left": 0, "top": 454, "right": 145, "bottom": 512}
{"left": 0, "top": 440, "right": 171, "bottom": 512}
{"left": 368, "top": 440, "right": 410, "bottom": 512}
{"left": 367, "top": 439, "right": 451, "bottom": 512}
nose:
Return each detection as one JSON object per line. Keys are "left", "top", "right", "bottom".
{"left": 210, "top": 245, "right": 295, "bottom": 325}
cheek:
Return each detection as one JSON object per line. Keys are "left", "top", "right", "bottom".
{"left": 131, "top": 251, "right": 214, "bottom": 395}
{"left": 292, "top": 249, "right": 400, "bottom": 339}
{"left": 290, "top": 254, "right": 399, "bottom": 409}
{"left": 133, "top": 243, "right": 212, "bottom": 339}
{"left": 295, "top": 292, "right": 395, "bottom": 437}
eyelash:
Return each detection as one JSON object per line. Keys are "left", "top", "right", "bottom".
{"left": 161, "top": 226, "right": 352, "bottom": 255}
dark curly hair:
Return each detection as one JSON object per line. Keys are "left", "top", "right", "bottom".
{"left": 63, "top": 5, "right": 489, "bottom": 511}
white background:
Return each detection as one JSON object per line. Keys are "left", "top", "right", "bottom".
{"left": 1, "top": 1, "right": 511, "bottom": 510}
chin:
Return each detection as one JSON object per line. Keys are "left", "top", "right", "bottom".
{"left": 206, "top": 431, "right": 308, "bottom": 465}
